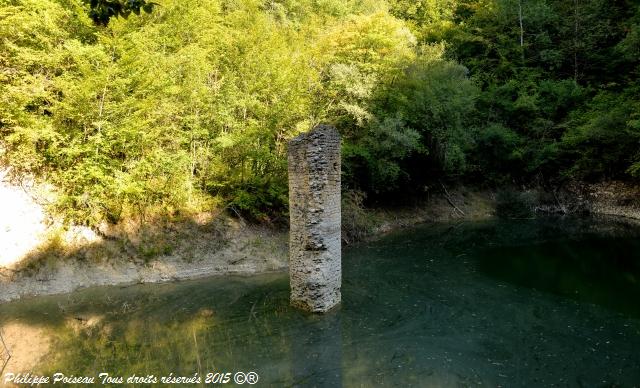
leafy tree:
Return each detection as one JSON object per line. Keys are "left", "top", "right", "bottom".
{"left": 2, "top": 0, "right": 639, "bottom": 227}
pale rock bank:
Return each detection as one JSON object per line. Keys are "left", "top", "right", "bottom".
{"left": 0, "top": 169, "right": 288, "bottom": 303}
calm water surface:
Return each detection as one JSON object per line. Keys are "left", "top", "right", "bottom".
{"left": 1, "top": 217, "right": 640, "bottom": 387}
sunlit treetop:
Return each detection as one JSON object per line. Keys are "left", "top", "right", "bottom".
{"left": 83, "top": 0, "right": 156, "bottom": 25}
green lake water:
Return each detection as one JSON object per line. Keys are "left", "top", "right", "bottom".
{"left": 1, "top": 217, "right": 640, "bottom": 387}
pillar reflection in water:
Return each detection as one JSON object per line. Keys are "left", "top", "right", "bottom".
{"left": 290, "top": 310, "right": 343, "bottom": 387}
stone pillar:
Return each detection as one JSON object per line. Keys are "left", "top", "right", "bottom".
{"left": 288, "top": 124, "right": 341, "bottom": 313}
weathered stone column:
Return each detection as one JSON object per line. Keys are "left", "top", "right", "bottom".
{"left": 288, "top": 124, "right": 341, "bottom": 313}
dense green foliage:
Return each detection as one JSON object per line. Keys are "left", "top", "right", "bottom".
{"left": 1, "top": 0, "right": 639, "bottom": 224}
{"left": 391, "top": 0, "right": 640, "bottom": 185}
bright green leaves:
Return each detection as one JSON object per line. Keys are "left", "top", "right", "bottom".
{"left": 312, "top": 12, "right": 478, "bottom": 194}
{"left": 4, "top": 0, "right": 414, "bottom": 223}
{"left": 12, "top": 0, "right": 639, "bottom": 224}
{"left": 314, "top": 11, "right": 417, "bottom": 130}
{"left": 0, "top": 0, "right": 89, "bottom": 176}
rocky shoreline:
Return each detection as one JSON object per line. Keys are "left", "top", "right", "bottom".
{"left": 0, "top": 220, "right": 289, "bottom": 303}
{"left": 0, "top": 169, "right": 290, "bottom": 303}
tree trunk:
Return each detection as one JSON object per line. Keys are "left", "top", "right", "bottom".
{"left": 518, "top": 0, "right": 524, "bottom": 63}
{"left": 518, "top": 0, "right": 524, "bottom": 47}
{"left": 573, "top": 0, "right": 579, "bottom": 82}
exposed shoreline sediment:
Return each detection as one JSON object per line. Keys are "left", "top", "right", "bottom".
{"left": 2, "top": 173, "right": 639, "bottom": 304}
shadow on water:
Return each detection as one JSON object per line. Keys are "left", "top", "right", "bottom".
{"left": 477, "top": 237, "right": 640, "bottom": 318}
{"left": 1, "top": 216, "right": 640, "bottom": 387}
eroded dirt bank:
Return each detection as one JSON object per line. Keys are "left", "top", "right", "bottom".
{"left": 580, "top": 181, "right": 640, "bottom": 221}
{"left": 0, "top": 220, "right": 289, "bottom": 303}
{"left": 0, "top": 169, "right": 289, "bottom": 303}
